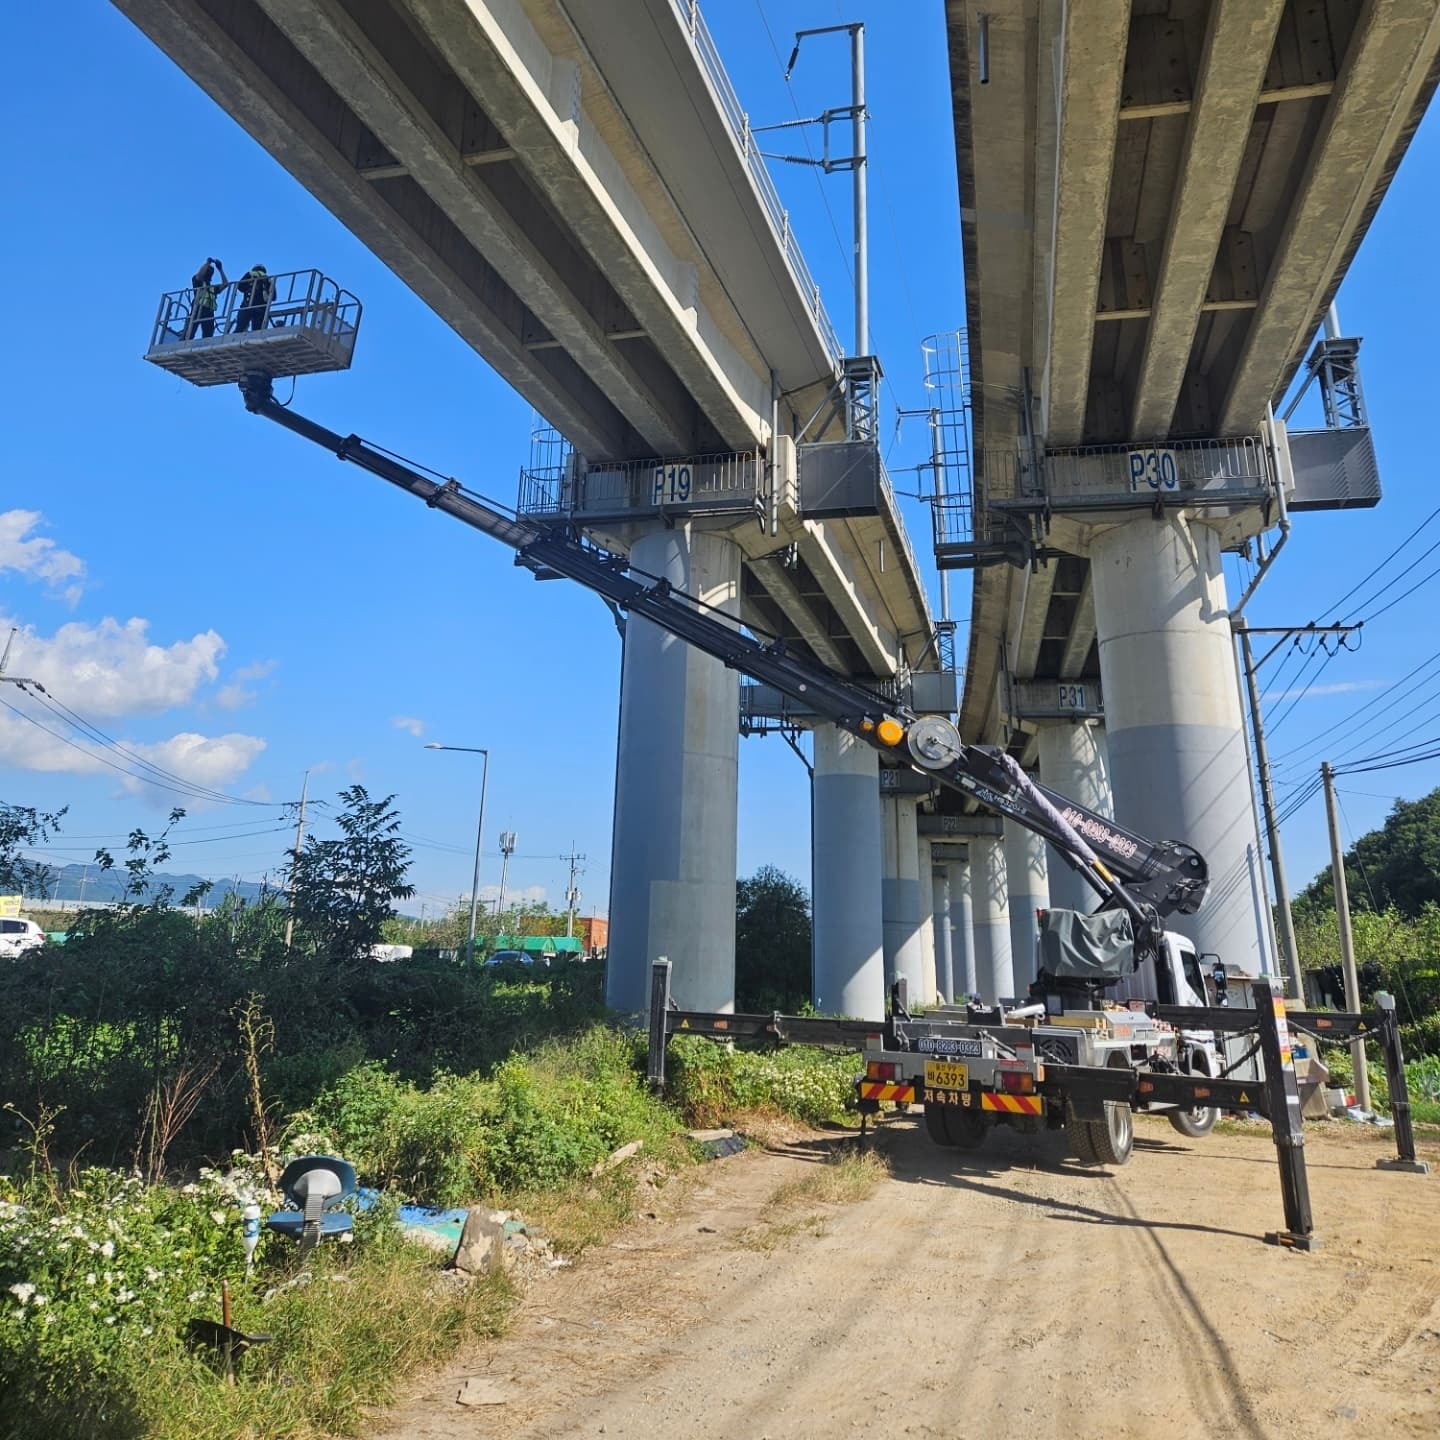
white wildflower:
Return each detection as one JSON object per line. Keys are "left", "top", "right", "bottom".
{"left": 8, "top": 1282, "right": 35, "bottom": 1305}
{"left": 99, "top": 1240, "right": 115, "bottom": 1259}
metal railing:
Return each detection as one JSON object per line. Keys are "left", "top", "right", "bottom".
{"left": 519, "top": 451, "right": 764, "bottom": 521}
{"left": 671, "top": 0, "right": 844, "bottom": 366}
{"left": 1039, "top": 436, "right": 1273, "bottom": 510}
{"left": 148, "top": 268, "right": 361, "bottom": 352}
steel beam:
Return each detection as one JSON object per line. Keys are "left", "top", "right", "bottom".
{"left": 1218, "top": 1, "right": 1440, "bottom": 434}
{"left": 259, "top": 0, "right": 695, "bottom": 456}
{"left": 1043, "top": 0, "right": 1130, "bottom": 447}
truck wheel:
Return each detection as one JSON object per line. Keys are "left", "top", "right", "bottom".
{"left": 1168, "top": 1053, "right": 1219, "bottom": 1138}
{"left": 924, "top": 1103, "right": 988, "bottom": 1150}
{"left": 1066, "top": 1104, "right": 1098, "bottom": 1163}
{"left": 924, "top": 1103, "right": 958, "bottom": 1147}
{"left": 1089, "top": 1097, "right": 1134, "bottom": 1166}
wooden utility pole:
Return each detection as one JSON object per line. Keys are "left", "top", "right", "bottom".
{"left": 1322, "top": 761, "right": 1371, "bottom": 1112}
{"left": 283, "top": 770, "right": 310, "bottom": 950}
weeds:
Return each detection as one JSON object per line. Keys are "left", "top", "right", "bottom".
{"left": 739, "top": 1149, "right": 888, "bottom": 1252}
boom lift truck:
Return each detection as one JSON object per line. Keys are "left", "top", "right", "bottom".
{"left": 143, "top": 279, "right": 1425, "bottom": 1246}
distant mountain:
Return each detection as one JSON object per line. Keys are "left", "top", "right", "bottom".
{"left": 24, "top": 862, "right": 276, "bottom": 907}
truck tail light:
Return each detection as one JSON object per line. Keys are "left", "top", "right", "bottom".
{"left": 865, "top": 1061, "right": 897, "bottom": 1081}
{"left": 997, "top": 1069, "right": 1035, "bottom": 1094}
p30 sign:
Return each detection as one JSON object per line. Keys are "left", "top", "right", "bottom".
{"left": 1127, "top": 447, "right": 1180, "bottom": 493}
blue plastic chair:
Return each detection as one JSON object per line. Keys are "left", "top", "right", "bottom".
{"left": 264, "top": 1155, "right": 359, "bottom": 1253}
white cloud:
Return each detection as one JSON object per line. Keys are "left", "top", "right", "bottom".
{"left": 0, "top": 615, "right": 225, "bottom": 717}
{"left": 478, "top": 883, "right": 548, "bottom": 906}
{"left": 0, "top": 708, "right": 265, "bottom": 802}
{"left": 216, "top": 659, "right": 279, "bottom": 711}
{"left": 1262, "top": 679, "right": 1387, "bottom": 703}
{"left": 0, "top": 511, "right": 86, "bottom": 603}
{"left": 392, "top": 716, "right": 426, "bottom": 738}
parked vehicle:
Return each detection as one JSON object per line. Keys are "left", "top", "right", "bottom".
{"left": 0, "top": 917, "right": 46, "bottom": 958}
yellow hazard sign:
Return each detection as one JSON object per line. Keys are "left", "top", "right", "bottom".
{"left": 0, "top": 895, "right": 21, "bottom": 919}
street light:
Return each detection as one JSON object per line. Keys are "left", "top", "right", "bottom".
{"left": 424, "top": 742, "right": 489, "bottom": 958}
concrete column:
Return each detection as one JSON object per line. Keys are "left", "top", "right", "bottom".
{"left": 812, "top": 725, "right": 884, "bottom": 1017}
{"left": 1004, "top": 821, "right": 1049, "bottom": 998}
{"left": 606, "top": 525, "right": 740, "bottom": 1013}
{"left": 931, "top": 864, "right": 954, "bottom": 1002}
{"left": 1037, "top": 720, "right": 1112, "bottom": 914}
{"left": 948, "top": 860, "right": 976, "bottom": 997}
{"left": 880, "top": 794, "right": 925, "bottom": 996}
{"left": 917, "top": 850, "right": 938, "bottom": 1004}
{"left": 969, "top": 834, "right": 1013, "bottom": 1003}
{"left": 1090, "top": 513, "right": 1275, "bottom": 975}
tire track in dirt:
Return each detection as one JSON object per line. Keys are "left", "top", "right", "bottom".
{"left": 367, "top": 1117, "right": 1439, "bottom": 1440}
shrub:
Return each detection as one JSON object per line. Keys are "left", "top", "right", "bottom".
{"left": 666, "top": 1038, "right": 857, "bottom": 1126}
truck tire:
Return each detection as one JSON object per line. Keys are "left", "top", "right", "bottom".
{"left": 1066, "top": 1104, "right": 1098, "bottom": 1163}
{"left": 1168, "top": 1052, "right": 1219, "bottom": 1138}
{"left": 924, "top": 1102, "right": 958, "bottom": 1147}
{"left": 1089, "top": 1096, "right": 1134, "bottom": 1166}
{"left": 924, "top": 1103, "right": 988, "bottom": 1150}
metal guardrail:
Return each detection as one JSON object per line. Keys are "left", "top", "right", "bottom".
{"left": 148, "top": 268, "right": 360, "bottom": 352}
{"left": 1034, "top": 436, "right": 1273, "bottom": 511}
{"left": 671, "top": 0, "right": 844, "bottom": 366}
{"left": 519, "top": 451, "right": 764, "bottom": 522}
{"left": 144, "top": 268, "right": 362, "bottom": 386}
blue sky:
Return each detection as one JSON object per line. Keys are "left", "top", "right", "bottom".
{"left": 3, "top": 2, "right": 1437, "bottom": 922}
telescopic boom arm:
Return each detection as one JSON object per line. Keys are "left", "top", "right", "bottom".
{"left": 239, "top": 374, "right": 1208, "bottom": 956}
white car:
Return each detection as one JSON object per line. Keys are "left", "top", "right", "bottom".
{"left": 0, "top": 917, "right": 45, "bottom": 957}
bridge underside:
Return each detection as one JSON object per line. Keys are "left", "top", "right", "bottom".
{"left": 116, "top": 0, "right": 936, "bottom": 678}
{"left": 947, "top": 0, "right": 1440, "bottom": 749}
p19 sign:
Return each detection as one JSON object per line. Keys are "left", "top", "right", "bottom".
{"left": 652, "top": 464, "right": 693, "bottom": 505}
{"left": 1127, "top": 448, "right": 1180, "bottom": 493}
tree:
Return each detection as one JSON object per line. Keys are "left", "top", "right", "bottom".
{"left": 735, "top": 865, "right": 811, "bottom": 1013}
{"left": 1296, "top": 786, "right": 1440, "bottom": 919}
{"left": 289, "top": 786, "right": 415, "bottom": 961}
{"left": 0, "top": 802, "right": 66, "bottom": 897}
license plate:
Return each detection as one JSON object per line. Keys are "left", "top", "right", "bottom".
{"left": 924, "top": 1060, "right": 969, "bottom": 1091}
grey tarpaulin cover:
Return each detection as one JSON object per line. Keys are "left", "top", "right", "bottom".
{"left": 1037, "top": 908, "right": 1137, "bottom": 982}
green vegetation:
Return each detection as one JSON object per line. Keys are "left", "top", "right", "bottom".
{"left": 735, "top": 864, "right": 812, "bottom": 1012}
{"left": 0, "top": 795, "right": 860, "bottom": 1439}
{"left": 1296, "top": 787, "right": 1440, "bottom": 918}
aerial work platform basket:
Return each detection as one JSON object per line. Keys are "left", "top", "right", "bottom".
{"left": 144, "top": 269, "right": 361, "bottom": 386}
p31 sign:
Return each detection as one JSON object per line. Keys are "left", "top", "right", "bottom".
{"left": 1127, "top": 448, "right": 1180, "bottom": 493}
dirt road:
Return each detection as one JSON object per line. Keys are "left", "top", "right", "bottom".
{"left": 372, "top": 1116, "right": 1439, "bottom": 1439}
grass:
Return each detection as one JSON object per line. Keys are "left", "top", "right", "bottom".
{"left": 739, "top": 1148, "right": 889, "bottom": 1252}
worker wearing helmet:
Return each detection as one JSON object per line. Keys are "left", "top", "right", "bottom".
{"left": 232, "top": 264, "right": 274, "bottom": 333}
{"left": 184, "top": 257, "right": 228, "bottom": 340}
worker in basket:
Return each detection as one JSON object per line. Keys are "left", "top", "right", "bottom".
{"left": 184, "top": 257, "right": 229, "bottom": 339}
{"left": 232, "top": 264, "right": 274, "bottom": 333}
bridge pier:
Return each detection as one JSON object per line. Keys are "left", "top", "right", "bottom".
{"left": 969, "top": 834, "right": 1013, "bottom": 1003}
{"left": 606, "top": 525, "right": 741, "bottom": 1013}
{"left": 930, "top": 861, "right": 955, "bottom": 1002}
{"left": 1004, "top": 821, "right": 1048, "bottom": 997}
{"left": 881, "top": 794, "right": 926, "bottom": 997}
{"left": 917, "top": 859, "right": 938, "bottom": 1005}
{"left": 1089, "top": 513, "right": 1274, "bottom": 976}
{"left": 947, "top": 858, "right": 975, "bottom": 998}
{"left": 812, "top": 725, "right": 884, "bottom": 1017}
{"left": 1036, "top": 720, "right": 1112, "bottom": 914}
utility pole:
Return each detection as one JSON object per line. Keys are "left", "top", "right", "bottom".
{"left": 1234, "top": 619, "right": 1360, "bottom": 997}
{"left": 283, "top": 769, "right": 310, "bottom": 950}
{"left": 563, "top": 847, "right": 586, "bottom": 939}
{"left": 1322, "top": 761, "right": 1371, "bottom": 1113}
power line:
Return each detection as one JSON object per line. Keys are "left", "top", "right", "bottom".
{"left": 1322, "top": 502, "right": 1440, "bottom": 621}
